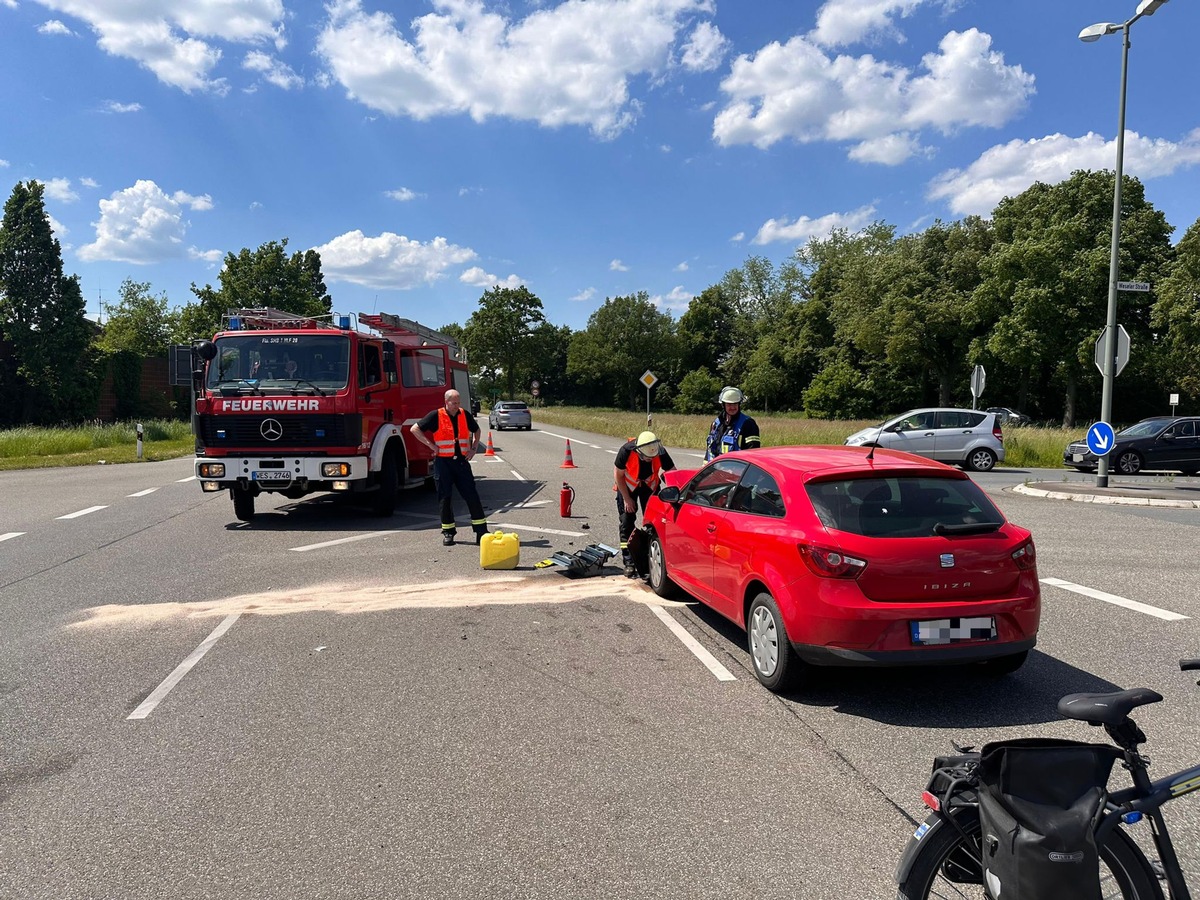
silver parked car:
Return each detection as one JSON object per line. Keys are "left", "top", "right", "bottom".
{"left": 845, "top": 408, "right": 1005, "bottom": 472}
{"left": 488, "top": 400, "right": 532, "bottom": 431}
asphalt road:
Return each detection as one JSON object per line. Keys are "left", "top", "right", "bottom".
{"left": 3, "top": 428, "right": 1200, "bottom": 899}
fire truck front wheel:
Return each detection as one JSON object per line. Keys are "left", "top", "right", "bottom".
{"left": 232, "top": 487, "right": 256, "bottom": 522}
{"left": 372, "top": 449, "right": 398, "bottom": 517}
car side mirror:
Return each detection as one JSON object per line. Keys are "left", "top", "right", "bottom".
{"left": 1162, "top": 433, "right": 1175, "bottom": 440}
{"left": 658, "top": 486, "right": 681, "bottom": 504}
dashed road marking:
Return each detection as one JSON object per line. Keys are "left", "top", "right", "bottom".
{"left": 490, "top": 520, "right": 586, "bottom": 537}
{"left": 56, "top": 506, "right": 108, "bottom": 520}
{"left": 290, "top": 520, "right": 432, "bottom": 552}
{"left": 128, "top": 488, "right": 159, "bottom": 497}
{"left": 1041, "top": 577, "right": 1189, "bottom": 621}
{"left": 649, "top": 605, "right": 736, "bottom": 681}
{"left": 128, "top": 610, "right": 244, "bottom": 720}
{"left": 0, "top": 532, "right": 25, "bottom": 543}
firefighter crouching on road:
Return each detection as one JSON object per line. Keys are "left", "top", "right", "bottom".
{"left": 614, "top": 431, "right": 676, "bottom": 578}
{"left": 410, "top": 389, "right": 489, "bottom": 546}
{"left": 704, "top": 386, "right": 761, "bottom": 461}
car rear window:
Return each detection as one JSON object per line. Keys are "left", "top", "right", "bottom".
{"left": 501, "top": 402, "right": 528, "bottom": 411}
{"left": 805, "top": 476, "right": 1005, "bottom": 538}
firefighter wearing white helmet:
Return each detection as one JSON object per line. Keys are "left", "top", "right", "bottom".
{"left": 613, "top": 430, "right": 676, "bottom": 578}
{"left": 705, "top": 386, "right": 761, "bottom": 461}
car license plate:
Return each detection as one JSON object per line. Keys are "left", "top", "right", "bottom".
{"left": 252, "top": 470, "right": 291, "bottom": 483}
{"left": 910, "top": 617, "right": 996, "bottom": 645}
{"left": 1072, "top": 453, "right": 1084, "bottom": 462}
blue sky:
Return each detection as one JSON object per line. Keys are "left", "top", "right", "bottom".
{"left": 1, "top": 0, "right": 1197, "bottom": 333}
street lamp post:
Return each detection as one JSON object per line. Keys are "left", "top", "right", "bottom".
{"left": 1079, "top": 0, "right": 1169, "bottom": 487}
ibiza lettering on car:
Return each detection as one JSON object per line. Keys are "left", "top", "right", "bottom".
{"left": 923, "top": 582, "right": 972, "bottom": 590}
{"left": 219, "top": 399, "right": 323, "bottom": 412}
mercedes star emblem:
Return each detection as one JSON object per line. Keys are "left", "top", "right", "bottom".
{"left": 260, "top": 418, "right": 283, "bottom": 441}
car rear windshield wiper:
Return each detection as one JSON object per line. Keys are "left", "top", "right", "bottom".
{"left": 933, "top": 522, "right": 1002, "bottom": 536}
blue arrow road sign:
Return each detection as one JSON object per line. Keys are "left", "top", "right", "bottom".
{"left": 1086, "top": 422, "right": 1116, "bottom": 457}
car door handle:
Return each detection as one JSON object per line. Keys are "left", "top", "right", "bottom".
{"left": 707, "top": 522, "right": 718, "bottom": 533}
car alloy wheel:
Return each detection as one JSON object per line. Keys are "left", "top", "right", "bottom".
{"left": 1116, "top": 451, "right": 1143, "bottom": 475}
{"left": 966, "top": 448, "right": 997, "bottom": 472}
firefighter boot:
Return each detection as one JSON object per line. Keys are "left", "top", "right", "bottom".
{"left": 443, "top": 529, "right": 456, "bottom": 546}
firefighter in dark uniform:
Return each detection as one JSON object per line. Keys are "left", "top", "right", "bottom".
{"left": 705, "top": 386, "right": 761, "bottom": 461}
{"left": 411, "top": 389, "right": 489, "bottom": 546}
{"left": 613, "top": 431, "right": 676, "bottom": 577}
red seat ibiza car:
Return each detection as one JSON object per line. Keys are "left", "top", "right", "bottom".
{"left": 641, "top": 446, "right": 1039, "bottom": 692}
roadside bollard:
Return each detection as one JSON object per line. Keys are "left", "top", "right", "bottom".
{"left": 137, "top": 422, "right": 144, "bottom": 460}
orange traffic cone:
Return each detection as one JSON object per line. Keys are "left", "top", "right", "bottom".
{"left": 485, "top": 432, "right": 496, "bottom": 456}
{"left": 560, "top": 439, "right": 578, "bottom": 469}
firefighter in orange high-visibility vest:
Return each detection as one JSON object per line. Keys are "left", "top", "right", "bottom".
{"left": 613, "top": 431, "right": 675, "bottom": 578}
{"left": 411, "top": 389, "right": 489, "bottom": 546}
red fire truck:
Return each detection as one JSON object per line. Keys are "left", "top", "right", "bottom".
{"left": 191, "top": 308, "right": 474, "bottom": 521}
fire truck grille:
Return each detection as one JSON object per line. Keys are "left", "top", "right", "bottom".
{"left": 197, "top": 414, "right": 363, "bottom": 449}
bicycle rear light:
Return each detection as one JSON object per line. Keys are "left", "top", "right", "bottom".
{"left": 921, "top": 790, "right": 940, "bottom": 811}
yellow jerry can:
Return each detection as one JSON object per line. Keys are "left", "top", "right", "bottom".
{"left": 480, "top": 530, "right": 520, "bottom": 569}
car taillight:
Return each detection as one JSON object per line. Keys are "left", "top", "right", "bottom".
{"left": 1011, "top": 539, "right": 1036, "bottom": 570}
{"left": 993, "top": 421, "right": 1003, "bottom": 443}
{"left": 799, "top": 544, "right": 867, "bottom": 579}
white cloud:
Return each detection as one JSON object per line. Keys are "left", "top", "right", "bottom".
{"left": 188, "top": 247, "right": 223, "bottom": 263}
{"left": 650, "top": 285, "right": 692, "bottom": 311}
{"left": 675, "top": 261, "right": 688, "bottom": 272}
{"left": 80, "top": 177, "right": 98, "bottom": 188}
{"left": 0, "top": 159, "right": 9, "bottom": 168}
{"left": 243, "top": 50, "right": 303, "bottom": 90}
{"left": 928, "top": 129, "right": 1200, "bottom": 216}
{"left": 39, "top": 177, "right": 79, "bottom": 203}
{"left": 609, "top": 258, "right": 629, "bottom": 272}
{"left": 752, "top": 204, "right": 877, "bottom": 245}
{"left": 38, "top": 19, "right": 76, "bottom": 36}
{"left": 680, "top": 21, "right": 727, "bottom": 72}
{"left": 713, "top": 28, "right": 1032, "bottom": 164}
{"left": 78, "top": 179, "right": 212, "bottom": 264}
{"left": 385, "top": 187, "right": 422, "bottom": 202}
{"left": 47, "top": 214, "right": 68, "bottom": 238}
{"left": 570, "top": 287, "right": 596, "bottom": 302}
{"left": 316, "top": 0, "right": 718, "bottom": 138}
{"left": 811, "top": 0, "right": 932, "bottom": 48}
{"left": 249, "top": 201, "right": 263, "bottom": 210}
{"left": 313, "top": 229, "right": 477, "bottom": 290}
{"left": 31, "top": 0, "right": 287, "bottom": 92}
{"left": 102, "top": 100, "right": 142, "bottom": 113}
{"left": 460, "top": 266, "right": 524, "bottom": 289}
{"left": 730, "top": 231, "right": 744, "bottom": 242}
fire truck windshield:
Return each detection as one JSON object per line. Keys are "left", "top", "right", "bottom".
{"left": 207, "top": 334, "right": 351, "bottom": 392}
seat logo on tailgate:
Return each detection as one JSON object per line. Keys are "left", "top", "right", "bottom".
{"left": 939, "top": 553, "right": 955, "bottom": 568}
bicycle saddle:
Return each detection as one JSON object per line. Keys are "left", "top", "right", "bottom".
{"left": 1057, "top": 688, "right": 1163, "bottom": 726}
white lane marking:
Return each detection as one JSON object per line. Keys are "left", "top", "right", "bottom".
{"left": 490, "top": 521, "right": 586, "bottom": 537}
{"left": 607, "top": 449, "right": 617, "bottom": 455}
{"left": 509, "top": 469, "right": 527, "bottom": 481}
{"left": 0, "top": 532, "right": 25, "bottom": 543}
{"left": 649, "top": 605, "right": 736, "bottom": 682}
{"left": 127, "top": 610, "right": 244, "bottom": 720}
{"left": 128, "top": 488, "right": 159, "bottom": 497}
{"left": 56, "top": 506, "right": 108, "bottom": 520}
{"left": 687, "top": 453, "right": 706, "bottom": 459}
{"left": 494, "top": 500, "right": 551, "bottom": 510}
{"left": 176, "top": 475, "right": 197, "bottom": 483}
{"left": 291, "top": 521, "right": 431, "bottom": 552}
{"left": 1041, "top": 577, "right": 1189, "bottom": 622}
{"left": 536, "top": 430, "right": 601, "bottom": 449}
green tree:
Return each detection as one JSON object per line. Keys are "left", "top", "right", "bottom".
{"left": 175, "top": 239, "right": 332, "bottom": 340}
{"left": 461, "top": 286, "right": 548, "bottom": 399}
{"left": 973, "top": 171, "right": 1173, "bottom": 426}
{"left": 98, "top": 279, "right": 177, "bottom": 356}
{"left": 567, "top": 292, "right": 678, "bottom": 409}
{"left": 677, "top": 285, "right": 736, "bottom": 375}
{"left": 674, "top": 367, "right": 723, "bottom": 414}
{"left": 1151, "top": 217, "right": 1200, "bottom": 404}
{"left": 0, "top": 180, "right": 98, "bottom": 425}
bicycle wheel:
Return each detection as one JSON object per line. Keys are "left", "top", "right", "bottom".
{"left": 897, "top": 808, "right": 1164, "bottom": 900}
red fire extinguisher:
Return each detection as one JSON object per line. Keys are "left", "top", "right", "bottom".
{"left": 560, "top": 481, "right": 575, "bottom": 518}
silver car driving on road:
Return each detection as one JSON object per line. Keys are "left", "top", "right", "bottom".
{"left": 845, "top": 407, "right": 1005, "bottom": 472}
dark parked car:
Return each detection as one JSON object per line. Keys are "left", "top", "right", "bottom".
{"left": 1064, "top": 416, "right": 1200, "bottom": 475}
{"left": 986, "top": 407, "right": 1031, "bottom": 427}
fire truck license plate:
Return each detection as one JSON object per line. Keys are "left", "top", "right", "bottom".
{"left": 252, "top": 471, "right": 292, "bottom": 483}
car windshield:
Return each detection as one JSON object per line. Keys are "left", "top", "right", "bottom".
{"left": 1118, "top": 419, "right": 1173, "bottom": 438}
{"left": 806, "top": 476, "right": 1005, "bottom": 538}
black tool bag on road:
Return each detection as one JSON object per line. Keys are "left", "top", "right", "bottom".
{"left": 977, "top": 738, "right": 1121, "bottom": 900}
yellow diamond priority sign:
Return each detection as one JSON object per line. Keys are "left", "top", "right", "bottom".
{"left": 639, "top": 370, "right": 658, "bottom": 389}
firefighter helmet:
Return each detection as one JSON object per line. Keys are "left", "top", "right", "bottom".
{"left": 718, "top": 386, "right": 745, "bottom": 405}
{"left": 634, "top": 431, "right": 661, "bottom": 457}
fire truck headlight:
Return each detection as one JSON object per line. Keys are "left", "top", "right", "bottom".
{"left": 201, "top": 481, "right": 222, "bottom": 492}
{"left": 199, "top": 463, "right": 225, "bottom": 477}
{"left": 332, "top": 481, "right": 351, "bottom": 491}
{"left": 322, "top": 462, "right": 351, "bottom": 477}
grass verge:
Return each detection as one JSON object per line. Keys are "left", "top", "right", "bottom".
{"left": 0, "top": 420, "right": 195, "bottom": 470}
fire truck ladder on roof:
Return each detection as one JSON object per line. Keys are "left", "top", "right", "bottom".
{"left": 358, "top": 312, "right": 466, "bottom": 361}
{"left": 223, "top": 307, "right": 331, "bottom": 330}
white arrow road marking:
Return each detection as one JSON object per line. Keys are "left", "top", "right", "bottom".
{"left": 649, "top": 606, "right": 736, "bottom": 681}
{"left": 128, "top": 488, "right": 158, "bottom": 497}
{"left": 1041, "top": 578, "right": 1188, "bottom": 621}
{"left": 0, "top": 532, "right": 25, "bottom": 543}
{"left": 56, "top": 506, "right": 108, "bottom": 520}
{"left": 1090, "top": 428, "right": 1111, "bottom": 450}
{"left": 128, "top": 609, "right": 244, "bottom": 720}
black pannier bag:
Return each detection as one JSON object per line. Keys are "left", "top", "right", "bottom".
{"left": 977, "top": 738, "right": 1122, "bottom": 900}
